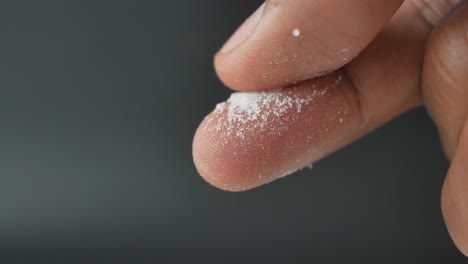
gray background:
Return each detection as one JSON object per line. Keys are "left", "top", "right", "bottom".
{"left": 0, "top": 0, "right": 465, "bottom": 263}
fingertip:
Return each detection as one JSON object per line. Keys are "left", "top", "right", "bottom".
{"left": 193, "top": 122, "right": 263, "bottom": 192}
{"left": 192, "top": 98, "right": 308, "bottom": 192}
{"left": 442, "top": 170, "right": 468, "bottom": 257}
{"left": 213, "top": 1, "right": 351, "bottom": 91}
{"left": 214, "top": 0, "right": 404, "bottom": 91}
{"left": 193, "top": 74, "right": 360, "bottom": 191}
{"left": 214, "top": 27, "right": 348, "bottom": 92}
{"left": 441, "top": 114, "right": 468, "bottom": 257}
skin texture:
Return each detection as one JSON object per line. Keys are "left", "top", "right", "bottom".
{"left": 193, "top": 0, "right": 468, "bottom": 256}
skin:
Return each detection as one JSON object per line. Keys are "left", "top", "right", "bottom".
{"left": 193, "top": 0, "right": 468, "bottom": 256}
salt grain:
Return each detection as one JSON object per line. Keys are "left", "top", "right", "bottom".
{"left": 292, "top": 28, "right": 301, "bottom": 37}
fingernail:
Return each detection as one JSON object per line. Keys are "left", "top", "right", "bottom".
{"left": 220, "top": 3, "right": 265, "bottom": 54}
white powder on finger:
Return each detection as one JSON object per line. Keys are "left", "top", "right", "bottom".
{"left": 292, "top": 28, "right": 301, "bottom": 37}
{"left": 205, "top": 88, "right": 328, "bottom": 140}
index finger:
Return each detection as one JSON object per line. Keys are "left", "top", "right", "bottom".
{"left": 215, "top": 0, "right": 405, "bottom": 91}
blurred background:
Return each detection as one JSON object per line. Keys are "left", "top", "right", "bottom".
{"left": 0, "top": 0, "right": 465, "bottom": 263}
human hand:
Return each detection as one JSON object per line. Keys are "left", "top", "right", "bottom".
{"left": 193, "top": 0, "right": 468, "bottom": 255}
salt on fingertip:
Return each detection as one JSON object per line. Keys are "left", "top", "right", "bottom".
{"left": 292, "top": 28, "right": 301, "bottom": 37}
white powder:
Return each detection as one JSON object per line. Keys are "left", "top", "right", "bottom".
{"left": 205, "top": 88, "right": 328, "bottom": 140}
{"left": 277, "top": 168, "right": 299, "bottom": 179}
{"left": 292, "top": 28, "right": 301, "bottom": 37}
{"left": 277, "top": 163, "right": 314, "bottom": 179}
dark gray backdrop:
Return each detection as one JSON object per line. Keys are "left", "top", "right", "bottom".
{"left": 0, "top": 0, "right": 464, "bottom": 263}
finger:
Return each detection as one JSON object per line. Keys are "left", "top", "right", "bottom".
{"left": 194, "top": 74, "right": 362, "bottom": 191}
{"left": 423, "top": 0, "right": 468, "bottom": 159}
{"left": 443, "top": 121, "right": 468, "bottom": 257}
{"left": 194, "top": 0, "right": 433, "bottom": 191}
{"left": 215, "top": 0, "right": 405, "bottom": 91}
{"left": 422, "top": 0, "right": 468, "bottom": 255}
